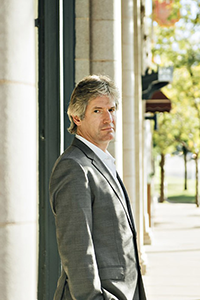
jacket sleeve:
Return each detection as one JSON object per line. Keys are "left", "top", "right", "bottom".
{"left": 50, "top": 158, "right": 118, "bottom": 300}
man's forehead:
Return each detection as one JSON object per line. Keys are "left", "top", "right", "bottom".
{"left": 89, "top": 96, "right": 116, "bottom": 107}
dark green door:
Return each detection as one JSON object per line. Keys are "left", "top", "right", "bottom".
{"left": 37, "top": 1, "right": 75, "bottom": 299}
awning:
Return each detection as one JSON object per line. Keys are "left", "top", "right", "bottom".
{"left": 146, "top": 90, "right": 172, "bottom": 113}
{"left": 142, "top": 67, "right": 173, "bottom": 100}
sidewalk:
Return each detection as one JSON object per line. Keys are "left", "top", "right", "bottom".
{"left": 143, "top": 202, "right": 200, "bottom": 300}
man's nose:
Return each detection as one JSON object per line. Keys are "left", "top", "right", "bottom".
{"left": 103, "top": 110, "right": 113, "bottom": 123}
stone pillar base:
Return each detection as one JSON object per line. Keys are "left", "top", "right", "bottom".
{"left": 139, "top": 246, "right": 148, "bottom": 275}
{"left": 144, "top": 213, "right": 153, "bottom": 245}
{"left": 144, "top": 227, "right": 154, "bottom": 245}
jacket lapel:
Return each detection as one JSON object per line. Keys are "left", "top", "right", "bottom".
{"left": 116, "top": 173, "right": 137, "bottom": 234}
{"left": 72, "top": 138, "right": 135, "bottom": 232}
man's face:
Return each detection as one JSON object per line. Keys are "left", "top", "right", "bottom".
{"left": 73, "top": 96, "right": 117, "bottom": 152}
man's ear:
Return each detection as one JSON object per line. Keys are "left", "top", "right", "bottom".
{"left": 72, "top": 115, "right": 81, "bottom": 126}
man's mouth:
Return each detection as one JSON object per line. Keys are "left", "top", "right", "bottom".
{"left": 102, "top": 126, "right": 114, "bottom": 131}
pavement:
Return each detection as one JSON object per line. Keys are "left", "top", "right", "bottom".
{"left": 143, "top": 201, "right": 200, "bottom": 300}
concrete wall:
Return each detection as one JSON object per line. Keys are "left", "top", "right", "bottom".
{"left": 0, "top": 1, "right": 37, "bottom": 299}
{"left": 75, "top": 0, "right": 90, "bottom": 83}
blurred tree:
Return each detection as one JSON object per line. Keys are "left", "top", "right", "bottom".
{"left": 153, "top": 113, "right": 176, "bottom": 202}
{"left": 151, "top": 0, "right": 200, "bottom": 206}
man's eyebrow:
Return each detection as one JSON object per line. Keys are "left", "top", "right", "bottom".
{"left": 92, "top": 105, "right": 116, "bottom": 110}
{"left": 93, "top": 106, "right": 102, "bottom": 109}
{"left": 92, "top": 106, "right": 116, "bottom": 109}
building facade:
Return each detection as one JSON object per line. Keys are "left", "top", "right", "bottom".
{"left": 0, "top": 0, "right": 153, "bottom": 299}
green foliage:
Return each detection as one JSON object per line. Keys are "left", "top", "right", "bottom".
{"left": 152, "top": 0, "right": 200, "bottom": 156}
{"left": 153, "top": 112, "right": 176, "bottom": 155}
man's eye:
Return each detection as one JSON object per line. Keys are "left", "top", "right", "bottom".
{"left": 109, "top": 108, "right": 116, "bottom": 112}
{"left": 94, "top": 110, "right": 100, "bottom": 113}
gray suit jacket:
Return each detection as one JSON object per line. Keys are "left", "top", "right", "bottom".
{"left": 49, "top": 138, "right": 147, "bottom": 300}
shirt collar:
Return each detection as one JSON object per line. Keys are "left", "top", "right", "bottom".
{"left": 76, "top": 135, "right": 116, "bottom": 178}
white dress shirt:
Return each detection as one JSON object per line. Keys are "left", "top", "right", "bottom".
{"left": 76, "top": 135, "right": 117, "bottom": 179}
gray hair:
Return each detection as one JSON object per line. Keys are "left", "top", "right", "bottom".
{"left": 67, "top": 75, "right": 120, "bottom": 134}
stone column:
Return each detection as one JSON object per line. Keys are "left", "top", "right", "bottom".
{"left": 141, "top": 0, "right": 153, "bottom": 246}
{"left": 133, "top": 0, "right": 147, "bottom": 274}
{"left": 75, "top": 0, "right": 90, "bottom": 83}
{"left": 142, "top": 103, "right": 153, "bottom": 245}
{"left": 0, "top": 1, "right": 37, "bottom": 299}
{"left": 90, "top": 0, "right": 123, "bottom": 175}
{"left": 122, "top": 1, "right": 136, "bottom": 207}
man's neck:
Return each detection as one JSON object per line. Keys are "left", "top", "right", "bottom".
{"left": 76, "top": 134, "right": 109, "bottom": 152}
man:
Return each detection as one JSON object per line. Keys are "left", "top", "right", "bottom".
{"left": 49, "top": 75, "right": 147, "bottom": 300}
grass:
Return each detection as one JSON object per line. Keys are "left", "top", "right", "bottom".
{"left": 155, "top": 176, "right": 196, "bottom": 204}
